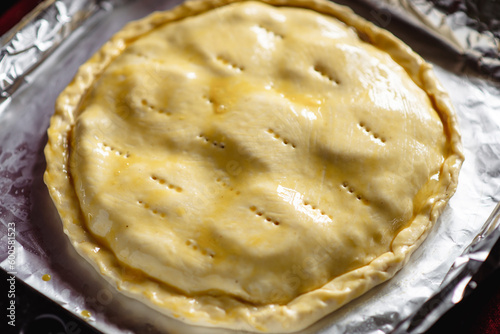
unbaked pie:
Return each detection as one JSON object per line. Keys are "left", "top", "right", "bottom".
{"left": 44, "top": 0, "right": 464, "bottom": 332}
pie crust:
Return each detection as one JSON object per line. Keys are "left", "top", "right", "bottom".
{"left": 44, "top": 0, "right": 464, "bottom": 332}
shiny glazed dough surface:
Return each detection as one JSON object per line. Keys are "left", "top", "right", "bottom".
{"left": 44, "top": 0, "right": 463, "bottom": 332}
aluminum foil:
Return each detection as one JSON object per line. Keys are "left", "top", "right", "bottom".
{"left": 0, "top": 0, "right": 121, "bottom": 102}
{"left": 357, "top": 0, "right": 500, "bottom": 80}
{"left": 0, "top": 0, "right": 499, "bottom": 333}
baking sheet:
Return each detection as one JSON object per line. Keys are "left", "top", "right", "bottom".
{"left": 1, "top": 0, "right": 500, "bottom": 333}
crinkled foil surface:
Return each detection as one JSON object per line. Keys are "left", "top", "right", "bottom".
{"left": 1, "top": 0, "right": 500, "bottom": 333}
{"left": 362, "top": 0, "right": 500, "bottom": 79}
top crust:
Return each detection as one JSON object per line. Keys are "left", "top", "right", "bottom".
{"left": 44, "top": 0, "right": 464, "bottom": 332}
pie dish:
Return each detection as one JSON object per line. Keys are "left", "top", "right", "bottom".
{"left": 44, "top": 0, "right": 464, "bottom": 332}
